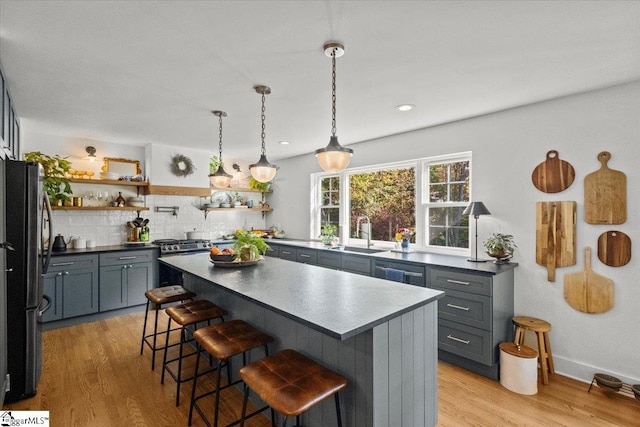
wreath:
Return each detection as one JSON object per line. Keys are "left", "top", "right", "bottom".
{"left": 170, "top": 154, "right": 195, "bottom": 177}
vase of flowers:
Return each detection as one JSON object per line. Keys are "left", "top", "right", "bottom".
{"left": 319, "top": 224, "right": 339, "bottom": 247}
{"left": 395, "top": 228, "right": 415, "bottom": 252}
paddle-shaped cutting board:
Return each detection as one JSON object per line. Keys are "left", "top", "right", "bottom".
{"left": 536, "top": 201, "right": 577, "bottom": 282}
{"left": 531, "top": 150, "right": 575, "bottom": 193}
{"left": 584, "top": 151, "right": 627, "bottom": 224}
{"left": 564, "top": 247, "right": 614, "bottom": 314}
{"left": 597, "top": 231, "right": 631, "bottom": 267}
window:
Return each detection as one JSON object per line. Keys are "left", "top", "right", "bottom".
{"left": 319, "top": 176, "right": 340, "bottom": 236}
{"left": 423, "top": 156, "right": 470, "bottom": 250}
{"left": 348, "top": 167, "right": 415, "bottom": 242}
{"left": 312, "top": 152, "right": 471, "bottom": 254}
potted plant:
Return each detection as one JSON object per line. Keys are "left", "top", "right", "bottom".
{"left": 209, "top": 155, "right": 220, "bottom": 175}
{"left": 233, "top": 230, "right": 271, "bottom": 261}
{"left": 24, "top": 151, "right": 73, "bottom": 205}
{"left": 483, "top": 233, "right": 517, "bottom": 261}
{"left": 319, "top": 224, "right": 339, "bottom": 247}
{"left": 249, "top": 177, "right": 271, "bottom": 192}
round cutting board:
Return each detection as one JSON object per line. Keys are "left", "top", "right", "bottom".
{"left": 531, "top": 150, "right": 575, "bottom": 193}
{"left": 597, "top": 231, "right": 631, "bottom": 267}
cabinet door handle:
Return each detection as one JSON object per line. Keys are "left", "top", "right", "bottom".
{"left": 118, "top": 256, "right": 137, "bottom": 260}
{"left": 129, "top": 265, "right": 133, "bottom": 268}
{"left": 299, "top": 254, "right": 310, "bottom": 258}
{"left": 447, "top": 335, "right": 470, "bottom": 345}
{"left": 123, "top": 265, "right": 128, "bottom": 269}
{"left": 57, "top": 272, "right": 63, "bottom": 276}
{"left": 446, "top": 303, "right": 470, "bottom": 311}
{"left": 446, "top": 279, "right": 470, "bottom": 286}
{"left": 282, "top": 251, "right": 291, "bottom": 255}
{"left": 52, "top": 262, "right": 74, "bottom": 267}
{"left": 5, "top": 268, "right": 13, "bottom": 272}
{"left": 63, "top": 271, "right": 69, "bottom": 275}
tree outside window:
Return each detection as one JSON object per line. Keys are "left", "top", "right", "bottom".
{"left": 320, "top": 176, "right": 340, "bottom": 236}
{"left": 349, "top": 167, "right": 416, "bottom": 242}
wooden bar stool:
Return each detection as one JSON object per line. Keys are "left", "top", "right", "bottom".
{"left": 188, "top": 320, "right": 273, "bottom": 427}
{"left": 512, "top": 316, "right": 555, "bottom": 385}
{"left": 140, "top": 285, "right": 196, "bottom": 370}
{"left": 161, "top": 299, "right": 228, "bottom": 406}
{"left": 239, "top": 349, "right": 348, "bottom": 427}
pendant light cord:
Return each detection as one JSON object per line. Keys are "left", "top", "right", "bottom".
{"left": 218, "top": 113, "right": 224, "bottom": 162}
{"left": 261, "top": 90, "right": 267, "bottom": 156}
{"left": 331, "top": 48, "right": 337, "bottom": 137}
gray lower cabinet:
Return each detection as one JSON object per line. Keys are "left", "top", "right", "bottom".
{"left": 316, "top": 251, "right": 341, "bottom": 269}
{"left": 99, "top": 250, "right": 157, "bottom": 311}
{"left": 429, "top": 266, "right": 514, "bottom": 380}
{"left": 42, "top": 255, "right": 99, "bottom": 322}
{"left": 277, "top": 246, "right": 297, "bottom": 261}
{"left": 341, "top": 254, "right": 371, "bottom": 275}
{"left": 296, "top": 248, "right": 317, "bottom": 265}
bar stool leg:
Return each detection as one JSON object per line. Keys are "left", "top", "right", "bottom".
{"left": 161, "top": 316, "right": 171, "bottom": 385}
{"left": 544, "top": 331, "right": 555, "bottom": 373}
{"left": 240, "top": 385, "right": 250, "bottom": 427}
{"left": 140, "top": 300, "right": 150, "bottom": 355}
{"left": 335, "top": 393, "right": 343, "bottom": 427}
{"left": 188, "top": 346, "right": 202, "bottom": 426}
{"left": 536, "top": 331, "right": 549, "bottom": 385}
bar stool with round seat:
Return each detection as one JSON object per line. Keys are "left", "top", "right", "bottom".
{"left": 140, "top": 285, "right": 196, "bottom": 370}
{"left": 239, "top": 349, "right": 348, "bottom": 427}
{"left": 188, "top": 320, "right": 274, "bottom": 427}
{"left": 161, "top": 299, "right": 228, "bottom": 406}
{"left": 512, "top": 315, "right": 555, "bottom": 385}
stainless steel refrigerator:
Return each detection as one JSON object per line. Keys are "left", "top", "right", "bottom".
{"left": 4, "top": 160, "right": 53, "bottom": 403}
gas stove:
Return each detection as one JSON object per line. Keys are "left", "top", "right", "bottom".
{"left": 153, "top": 239, "right": 213, "bottom": 255}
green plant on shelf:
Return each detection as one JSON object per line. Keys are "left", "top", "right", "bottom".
{"left": 24, "top": 151, "right": 73, "bottom": 204}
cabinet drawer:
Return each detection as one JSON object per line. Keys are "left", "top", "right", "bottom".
{"left": 438, "top": 319, "right": 492, "bottom": 366}
{"left": 296, "top": 248, "right": 317, "bottom": 265}
{"left": 374, "top": 260, "right": 426, "bottom": 286}
{"left": 430, "top": 267, "right": 492, "bottom": 296}
{"left": 317, "top": 251, "right": 342, "bottom": 269}
{"left": 434, "top": 287, "right": 491, "bottom": 330}
{"left": 278, "top": 247, "right": 297, "bottom": 261}
{"left": 342, "top": 254, "right": 371, "bottom": 275}
{"left": 100, "top": 249, "right": 156, "bottom": 266}
{"left": 49, "top": 255, "right": 98, "bottom": 272}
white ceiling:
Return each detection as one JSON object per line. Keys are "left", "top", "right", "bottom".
{"left": 1, "top": 1, "right": 640, "bottom": 164}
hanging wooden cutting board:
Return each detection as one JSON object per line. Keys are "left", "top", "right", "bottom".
{"left": 536, "top": 201, "right": 577, "bottom": 282}
{"left": 584, "top": 151, "right": 627, "bottom": 224}
{"left": 597, "top": 231, "right": 631, "bottom": 267}
{"left": 564, "top": 247, "right": 614, "bottom": 314}
{"left": 531, "top": 150, "right": 576, "bottom": 193}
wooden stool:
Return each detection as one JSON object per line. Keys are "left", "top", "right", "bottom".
{"left": 140, "top": 285, "right": 196, "bottom": 370}
{"left": 239, "top": 349, "right": 348, "bottom": 427}
{"left": 512, "top": 316, "right": 555, "bottom": 385}
{"left": 161, "top": 299, "right": 228, "bottom": 406}
{"left": 188, "top": 320, "right": 273, "bottom": 427}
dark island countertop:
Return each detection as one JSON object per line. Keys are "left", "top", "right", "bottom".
{"left": 160, "top": 253, "right": 443, "bottom": 340}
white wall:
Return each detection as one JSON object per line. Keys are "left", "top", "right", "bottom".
{"left": 269, "top": 80, "right": 640, "bottom": 384}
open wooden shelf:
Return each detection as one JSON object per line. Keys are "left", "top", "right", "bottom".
{"left": 68, "top": 178, "right": 149, "bottom": 187}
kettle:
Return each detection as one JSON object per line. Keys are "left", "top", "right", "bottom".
{"left": 52, "top": 234, "right": 67, "bottom": 251}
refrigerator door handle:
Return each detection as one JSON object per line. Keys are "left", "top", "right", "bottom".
{"left": 42, "top": 194, "right": 53, "bottom": 274}
{"left": 0, "top": 241, "right": 15, "bottom": 251}
{"left": 38, "top": 295, "right": 52, "bottom": 316}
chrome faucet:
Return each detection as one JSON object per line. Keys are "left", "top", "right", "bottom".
{"left": 356, "top": 215, "right": 372, "bottom": 248}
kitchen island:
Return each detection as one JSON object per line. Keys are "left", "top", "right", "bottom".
{"left": 160, "top": 253, "right": 444, "bottom": 427}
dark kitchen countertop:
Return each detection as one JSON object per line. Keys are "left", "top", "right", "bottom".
{"left": 159, "top": 253, "right": 443, "bottom": 340}
{"left": 266, "top": 239, "right": 518, "bottom": 275}
{"left": 48, "top": 243, "right": 160, "bottom": 256}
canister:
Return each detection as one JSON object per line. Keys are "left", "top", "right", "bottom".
{"left": 73, "top": 197, "right": 83, "bottom": 207}
{"left": 499, "top": 342, "right": 538, "bottom": 395}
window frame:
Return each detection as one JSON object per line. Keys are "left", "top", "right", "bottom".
{"left": 311, "top": 151, "right": 472, "bottom": 255}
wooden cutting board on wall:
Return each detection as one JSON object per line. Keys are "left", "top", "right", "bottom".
{"left": 536, "top": 201, "right": 577, "bottom": 282}
{"left": 597, "top": 231, "right": 631, "bottom": 267}
{"left": 531, "top": 150, "right": 575, "bottom": 193}
{"left": 584, "top": 151, "right": 627, "bottom": 224}
{"left": 564, "top": 247, "right": 614, "bottom": 314}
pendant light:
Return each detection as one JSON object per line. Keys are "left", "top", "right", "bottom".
{"left": 315, "top": 42, "right": 353, "bottom": 172}
{"left": 209, "top": 110, "right": 233, "bottom": 188}
{"left": 249, "top": 85, "right": 278, "bottom": 183}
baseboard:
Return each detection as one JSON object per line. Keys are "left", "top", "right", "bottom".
{"left": 552, "top": 355, "right": 640, "bottom": 385}
{"left": 41, "top": 305, "right": 146, "bottom": 331}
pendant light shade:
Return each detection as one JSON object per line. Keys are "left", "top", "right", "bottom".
{"left": 315, "top": 42, "right": 353, "bottom": 172}
{"left": 249, "top": 85, "right": 278, "bottom": 183}
{"left": 209, "top": 110, "right": 233, "bottom": 188}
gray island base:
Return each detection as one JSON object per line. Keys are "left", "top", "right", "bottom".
{"left": 159, "top": 254, "right": 443, "bottom": 427}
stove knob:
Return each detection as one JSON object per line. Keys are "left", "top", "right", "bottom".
{"left": 204, "top": 241, "right": 211, "bottom": 247}
{"left": 173, "top": 245, "right": 179, "bottom": 250}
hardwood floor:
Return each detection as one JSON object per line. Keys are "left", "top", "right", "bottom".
{"left": 4, "top": 311, "right": 638, "bottom": 426}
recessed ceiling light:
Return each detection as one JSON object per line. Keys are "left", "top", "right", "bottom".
{"left": 396, "top": 104, "right": 415, "bottom": 112}
{"left": 279, "top": 140, "right": 290, "bottom": 145}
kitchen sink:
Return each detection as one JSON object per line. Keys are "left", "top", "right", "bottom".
{"left": 342, "top": 246, "right": 388, "bottom": 254}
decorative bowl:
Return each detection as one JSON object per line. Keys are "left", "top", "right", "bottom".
{"left": 220, "top": 203, "right": 231, "bottom": 208}
{"left": 593, "top": 373, "right": 622, "bottom": 392}
{"left": 210, "top": 253, "right": 236, "bottom": 262}
{"left": 632, "top": 384, "right": 640, "bottom": 400}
